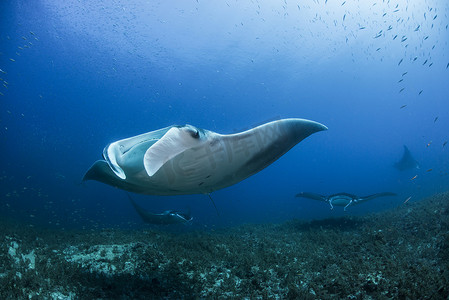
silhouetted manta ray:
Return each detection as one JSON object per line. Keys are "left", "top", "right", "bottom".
{"left": 295, "top": 192, "right": 397, "bottom": 211}
{"left": 128, "top": 194, "right": 192, "bottom": 225}
{"left": 83, "top": 118, "right": 327, "bottom": 195}
{"left": 395, "top": 145, "right": 419, "bottom": 171}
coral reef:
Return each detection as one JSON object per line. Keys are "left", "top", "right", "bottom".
{"left": 1, "top": 192, "right": 448, "bottom": 299}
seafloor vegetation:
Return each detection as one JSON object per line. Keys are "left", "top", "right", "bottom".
{"left": 1, "top": 192, "right": 448, "bottom": 299}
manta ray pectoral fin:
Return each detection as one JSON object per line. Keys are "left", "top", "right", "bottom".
{"left": 358, "top": 192, "right": 397, "bottom": 203}
{"left": 83, "top": 160, "right": 118, "bottom": 183}
{"left": 83, "top": 160, "right": 148, "bottom": 194}
{"left": 288, "top": 119, "right": 328, "bottom": 141}
{"left": 144, "top": 126, "right": 203, "bottom": 177}
{"left": 295, "top": 192, "right": 327, "bottom": 202}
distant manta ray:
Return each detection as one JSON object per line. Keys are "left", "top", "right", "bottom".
{"left": 295, "top": 192, "right": 397, "bottom": 211}
{"left": 395, "top": 145, "right": 419, "bottom": 171}
{"left": 128, "top": 194, "right": 192, "bottom": 225}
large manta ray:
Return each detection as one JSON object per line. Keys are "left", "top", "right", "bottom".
{"left": 296, "top": 192, "right": 397, "bottom": 211}
{"left": 84, "top": 118, "right": 327, "bottom": 195}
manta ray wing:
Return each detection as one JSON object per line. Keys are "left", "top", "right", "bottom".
{"left": 357, "top": 192, "right": 397, "bottom": 204}
{"left": 295, "top": 192, "right": 327, "bottom": 202}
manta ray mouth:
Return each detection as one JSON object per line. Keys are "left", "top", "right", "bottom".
{"left": 120, "top": 139, "right": 157, "bottom": 155}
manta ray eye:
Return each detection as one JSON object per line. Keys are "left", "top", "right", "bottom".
{"left": 183, "top": 125, "right": 201, "bottom": 139}
{"left": 190, "top": 129, "right": 200, "bottom": 139}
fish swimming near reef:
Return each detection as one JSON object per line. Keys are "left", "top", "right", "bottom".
{"left": 394, "top": 145, "right": 419, "bottom": 171}
{"left": 128, "top": 194, "right": 192, "bottom": 225}
{"left": 83, "top": 118, "right": 327, "bottom": 195}
{"left": 295, "top": 192, "right": 397, "bottom": 211}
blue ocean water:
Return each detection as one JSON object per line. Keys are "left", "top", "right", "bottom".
{"left": 1, "top": 0, "right": 448, "bottom": 229}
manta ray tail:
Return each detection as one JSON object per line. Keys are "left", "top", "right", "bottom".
{"left": 295, "top": 192, "right": 327, "bottom": 202}
{"left": 208, "top": 193, "right": 220, "bottom": 217}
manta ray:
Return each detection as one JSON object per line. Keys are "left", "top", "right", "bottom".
{"left": 128, "top": 194, "right": 192, "bottom": 225}
{"left": 395, "top": 145, "right": 419, "bottom": 171}
{"left": 295, "top": 192, "right": 397, "bottom": 211}
{"left": 83, "top": 118, "right": 327, "bottom": 195}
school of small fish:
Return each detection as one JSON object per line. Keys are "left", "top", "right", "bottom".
{"left": 0, "top": 0, "right": 447, "bottom": 189}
